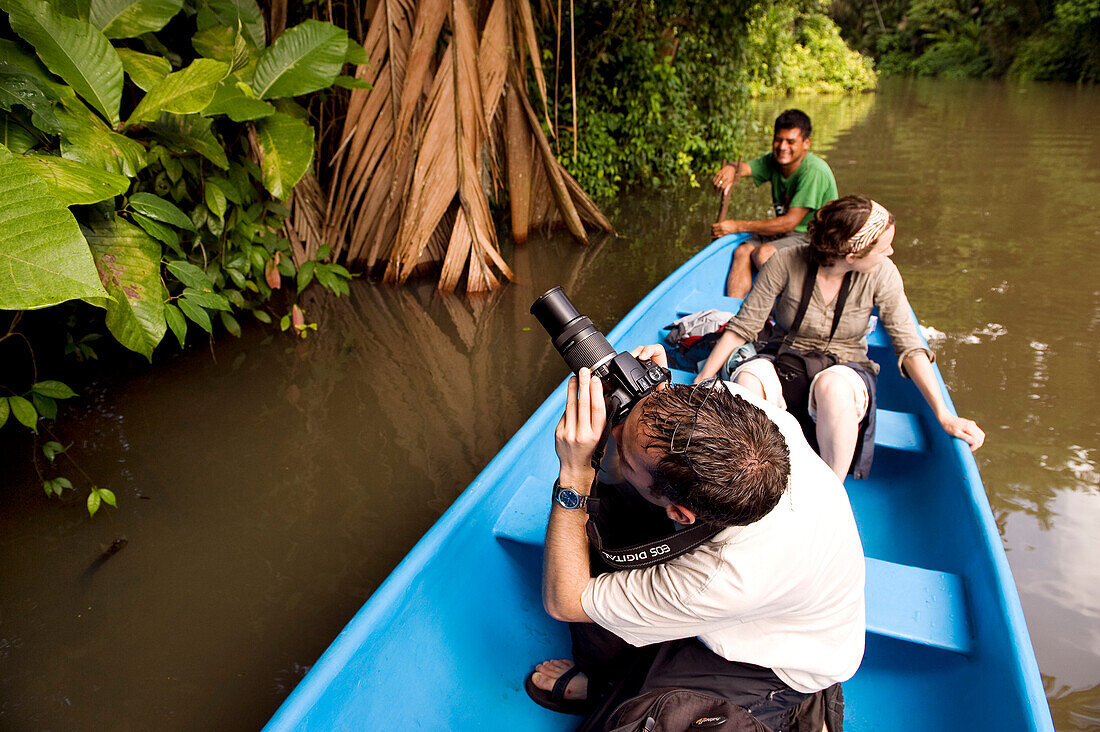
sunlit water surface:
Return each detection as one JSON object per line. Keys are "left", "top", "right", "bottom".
{"left": 1, "top": 78, "right": 1097, "bottom": 729}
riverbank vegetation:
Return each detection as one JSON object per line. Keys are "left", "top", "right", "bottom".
{"left": 1, "top": 0, "right": 877, "bottom": 513}
{"left": 830, "top": 0, "right": 1100, "bottom": 81}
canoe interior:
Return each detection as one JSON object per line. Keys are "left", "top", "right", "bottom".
{"left": 265, "top": 235, "right": 1052, "bottom": 731}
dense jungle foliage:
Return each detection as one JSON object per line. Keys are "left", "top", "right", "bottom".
{"left": 541, "top": 0, "right": 876, "bottom": 199}
{"left": 830, "top": 0, "right": 1100, "bottom": 81}
{"left": 0, "top": 0, "right": 359, "bottom": 512}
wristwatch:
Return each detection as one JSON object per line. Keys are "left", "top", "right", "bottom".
{"left": 553, "top": 479, "right": 588, "bottom": 510}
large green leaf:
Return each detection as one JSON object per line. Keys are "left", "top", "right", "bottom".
{"left": 89, "top": 0, "right": 183, "bottom": 39}
{"left": 126, "top": 58, "right": 229, "bottom": 126}
{"left": 254, "top": 110, "right": 313, "bottom": 199}
{"left": 0, "top": 143, "right": 109, "bottom": 309}
{"left": 21, "top": 153, "right": 130, "bottom": 205}
{"left": 1, "top": 0, "right": 124, "bottom": 126}
{"left": 0, "top": 65, "right": 61, "bottom": 134}
{"left": 116, "top": 48, "right": 171, "bottom": 91}
{"left": 195, "top": 0, "right": 264, "bottom": 50}
{"left": 146, "top": 112, "right": 227, "bottom": 168}
{"left": 55, "top": 100, "right": 147, "bottom": 176}
{"left": 202, "top": 75, "right": 274, "bottom": 121}
{"left": 85, "top": 218, "right": 167, "bottom": 360}
{"left": 252, "top": 20, "right": 348, "bottom": 100}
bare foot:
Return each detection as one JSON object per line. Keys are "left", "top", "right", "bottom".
{"left": 531, "top": 659, "right": 589, "bottom": 701}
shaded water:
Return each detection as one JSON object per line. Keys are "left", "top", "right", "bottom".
{"left": 1, "top": 78, "right": 1097, "bottom": 729}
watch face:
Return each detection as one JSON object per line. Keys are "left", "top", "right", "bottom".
{"left": 557, "top": 488, "right": 582, "bottom": 509}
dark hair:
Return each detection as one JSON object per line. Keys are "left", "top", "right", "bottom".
{"left": 639, "top": 386, "right": 790, "bottom": 527}
{"left": 774, "top": 109, "right": 812, "bottom": 140}
{"left": 807, "top": 195, "right": 896, "bottom": 267}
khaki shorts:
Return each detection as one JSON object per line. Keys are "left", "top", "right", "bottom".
{"left": 730, "top": 359, "right": 869, "bottom": 422}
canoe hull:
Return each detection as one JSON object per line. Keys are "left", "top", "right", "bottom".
{"left": 265, "top": 235, "right": 1052, "bottom": 731}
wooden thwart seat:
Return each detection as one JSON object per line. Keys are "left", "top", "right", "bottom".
{"left": 493, "top": 477, "right": 972, "bottom": 655}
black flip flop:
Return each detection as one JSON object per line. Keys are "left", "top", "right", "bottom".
{"left": 524, "top": 665, "right": 595, "bottom": 715}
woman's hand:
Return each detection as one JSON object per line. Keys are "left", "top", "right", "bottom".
{"left": 555, "top": 368, "right": 606, "bottom": 486}
{"left": 939, "top": 414, "right": 986, "bottom": 452}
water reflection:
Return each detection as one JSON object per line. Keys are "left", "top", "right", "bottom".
{"left": 0, "top": 78, "right": 1097, "bottom": 730}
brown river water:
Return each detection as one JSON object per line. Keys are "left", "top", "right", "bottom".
{"left": 1, "top": 78, "right": 1097, "bottom": 729}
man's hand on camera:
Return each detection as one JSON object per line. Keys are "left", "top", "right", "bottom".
{"left": 629, "top": 344, "right": 670, "bottom": 388}
{"left": 555, "top": 368, "right": 605, "bottom": 487}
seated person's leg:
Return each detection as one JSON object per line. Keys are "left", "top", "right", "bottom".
{"left": 808, "top": 366, "right": 869, "bottom": 480}
{"left": 725, "top": 238, "right": 759, "bottom": 298}
{"left": 731, "top": 358, "right": 786, "bottom": 409}
{"left": 753, "top": 232, "right": 809, "bottom": 269}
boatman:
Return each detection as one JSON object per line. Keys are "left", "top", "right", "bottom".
{"left": 712, "top": 109, "right": 838, "bottom": 299}
{"left": 525, "top": 344, "right": 865, "bottom": 731}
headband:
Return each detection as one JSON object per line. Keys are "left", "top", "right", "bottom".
{"left": 844, "top": 200, "right": 891, "bottom": 254}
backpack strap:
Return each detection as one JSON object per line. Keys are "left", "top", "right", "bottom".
{"left": 777, "top": 256, "right": 853, "bottom": 356}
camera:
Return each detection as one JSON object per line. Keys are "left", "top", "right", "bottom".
{"left": 531, "top": 286, "right": 670, "bottom": 424}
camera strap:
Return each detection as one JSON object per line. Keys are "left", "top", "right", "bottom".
{"left": 584, "top": 513, "right": 723, "bottom": 570}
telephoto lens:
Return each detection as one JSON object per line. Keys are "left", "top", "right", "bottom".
{"left": 530, "top": 286, "right": 617, "bottom": 375}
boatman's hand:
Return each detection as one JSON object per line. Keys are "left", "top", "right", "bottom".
{"left": 939, "top": 414, "right": 986, "bottom": 452}
{"left": 712, "top": 164, "right": 740, "bottom": 195}
{"left": 712, "top": 219, "right": 743, "bottom": 238}
{"left": 556, "top": 368, "right": 605, "bottom": 486}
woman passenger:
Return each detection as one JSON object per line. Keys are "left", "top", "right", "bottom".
{"left": 696, "top": 195, "right": 984, "bottom": 479}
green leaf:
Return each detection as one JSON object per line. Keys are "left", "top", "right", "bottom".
{"left": 1, "top": 0, "right": 123, "bottom": 125}
{"left": 146, "top": 112, "right": 228, "bottom": 168}
{"left": 177, "top": 295, "right": 212, "bottom": 333}
{"left": 90, "top": 0, "right": 183, "bottom": 39}
{"left": 202, "top": 76, "right": 275, "bottom": 121}
{"left": 195, "top": 0, "right": 265, "bottom": 50}
{"left": 0, "top": 397, "right": 8, "bottom": 428}
{"left": 296, "top": 260, "right": 314, "bottom": 293}
{"left": 31, "top": 380, "right": 78, "bottom": 398}
{"left": 116, "top": 48, "right": 171, "bottom": 91}
{"left": 166, "top": 260, "right": 213, "bottom": 289}
{"left": 253, "top": 309, "right": 271, "bottom": 324}
{"left": 21, "top": 153, "right": 130, "bottom": 206}
{"left": 87, "top": 489, "right": 101, "bottom": 516}
{"left": 42, "top": 440, "right": 66, "bottom": 461}
{"left": 333, "top": 75, "right": 370, "bottom": 90}
{"left": 9, "top": 395, "right": 37, "bottom": 431}
{"left": 43, "top": 479, "right": 56, "bottom": 496}
{"left": 98, "top": 487, "right": 117, "bottom": 507}
{"left": 1, "top": 115, "right": 40, "bottom": 153}
{"left": 345, "top": 38, "right": 368, "bottom": 66}
{"left": 182, "top": 287, "right": 230, "bottom": 311}
{"left": 279, "top": 313, "right": 289, "bottom": 330}
{"left": 164, "top": 301, "right": 186, "bottom": 346}
{"left": 252, "top": 20, "right": 348, "bottom": 100}
{"left": 86, "top": 218, "right": 168, "bottom": 360}
{"left": 55, "top": 476, "right": 73, "bottom": 491}
{"left": 127, "top": 58, "right": 229, "bottom": 126}
{"left": 204, "top": 181, "right": 226, "bottom": 219}
{"left": 254, "top": 111, "right": 313, "bottom": 199}
{"left": 54, "top": 100, "right": 147, "bottom": 177}
{"left": 219, "top": 310, "right": 240, "bottom": 337}
{"left": 31, "top": 392, "right": 57, "bottom": 419}
{"left": 0, "top": 65, "right": 62, "bottom": 133}
{"left": 131, "top": 211, "right": 180, "bottom": 253}
{"left": 129, "top": 192, "right": 195, "bottom": 230}
{"left": 0, "top": 143, "right": 110, "bottom": 309}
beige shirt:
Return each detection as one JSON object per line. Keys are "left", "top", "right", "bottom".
{"left": 581, "top": 384, "right": 866, "bottom": 694}
{"left": 723, "top": 245, "right": 933, "bottom": 376}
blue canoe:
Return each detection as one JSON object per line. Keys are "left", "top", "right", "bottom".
{"left": 265, "top": 234, "right": 1053, "bottom": 731}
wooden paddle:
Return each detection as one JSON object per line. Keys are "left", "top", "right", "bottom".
{"left": 716, "top": 159, "right": 741, "bottom": 224}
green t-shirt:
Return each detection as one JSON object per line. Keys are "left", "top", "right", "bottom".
{"left": 748, "top": 152, "right": 838, "bottom": 233}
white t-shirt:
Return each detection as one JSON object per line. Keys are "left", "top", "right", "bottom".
{"left": 581, "top": 383, "right": 866, "bottom": 694}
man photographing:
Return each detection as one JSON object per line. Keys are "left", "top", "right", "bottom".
{"left": 527, "top": 344, "right": 865, "bottom": 730}
{"left": 712, "top": 109, "right": 838, "bottom": 298}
